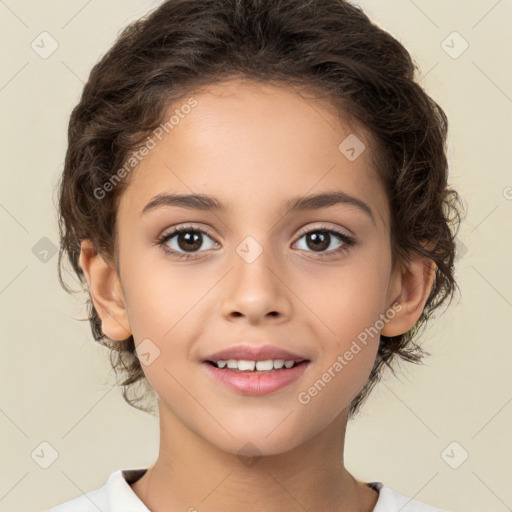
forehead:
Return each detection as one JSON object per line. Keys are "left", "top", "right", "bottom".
{"left": 118, "top": 78, "right": 389, "bottom": 228}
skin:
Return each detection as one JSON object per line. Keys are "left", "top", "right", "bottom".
{"left": 79, "top": 77, "right": 435, "bottom": 512}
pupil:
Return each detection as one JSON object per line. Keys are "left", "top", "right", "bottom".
{"left": 179, "top": 231, "right": 201, "bottom": 251}
{"left": 308, "top": 231, "right": 329, "bottom": 251}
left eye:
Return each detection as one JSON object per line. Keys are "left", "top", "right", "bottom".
{"left": 293, "top": 228, "right": 354, "bottom": 255}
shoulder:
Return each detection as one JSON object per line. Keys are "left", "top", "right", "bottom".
{"left": 370, "top": 481, "right": 449, "bottom": 512}
{"left": 45, "top": 468, "right": 149, "bottom": 512}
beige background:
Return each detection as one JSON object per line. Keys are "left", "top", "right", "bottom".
{"left": 0, "top": 1, "right": 511, "bottom": 511}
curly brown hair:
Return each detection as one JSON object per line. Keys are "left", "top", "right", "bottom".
{"left": 57, "top": 0, "right": 465, "bottom": 419}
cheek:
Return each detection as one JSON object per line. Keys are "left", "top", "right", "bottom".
{"left": 120, "top": 245, "right": 204, "bottom": 334}
{"left": 296, "top": 256, "right": 389, "bottom": 393}
{"left": 120, "top": 254, "right": 213, "bottom": 378}
{"left": 300, "top": 255, "right": 391, "bottom": 333}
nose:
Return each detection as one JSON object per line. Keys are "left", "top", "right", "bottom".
{"left": 221, "top": 245, "right": 292, "bottom": 325}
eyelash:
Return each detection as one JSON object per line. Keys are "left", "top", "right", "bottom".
{"left": 156, "top": 224, "right": 355, "bottom": 261}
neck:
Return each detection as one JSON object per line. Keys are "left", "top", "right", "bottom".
{"left": 130, "top": 401, "right": 378, "bottom": 512}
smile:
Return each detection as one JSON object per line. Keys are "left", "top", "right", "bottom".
{"left": 202, "top": 359, "right": 310, "bottom": 395}
{"left": 209, "top": 358, "right": 302, "bottom": 371}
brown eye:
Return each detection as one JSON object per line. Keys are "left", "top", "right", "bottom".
{"left": 157, "top": 226, "right": 219, "bottom": 258}
{"left": 303, "top": 231, "right": 331, "bottom": 251}
{"left": 175, "top": 231, "right": 203, "bottom": 252}
{"left": 294, "top": 227, "right": 355, "bottom": 257}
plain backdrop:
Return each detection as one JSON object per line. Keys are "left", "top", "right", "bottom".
{"left": 0, "top": 1, "right": 511, "bottom": 511}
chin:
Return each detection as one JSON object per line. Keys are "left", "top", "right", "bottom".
{"left": 203, "top": 423, "right": 310, "bottom": 459}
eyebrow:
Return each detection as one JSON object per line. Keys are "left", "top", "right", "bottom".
{"left": 141, "top": 191, "right": 375, "bottom": 224}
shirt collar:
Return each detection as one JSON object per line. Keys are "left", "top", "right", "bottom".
{"left": 107, "top": 468, "right": 420, "bottom": 512}
{"left": 107, "top": 467, "right": 150, "bottom": 511}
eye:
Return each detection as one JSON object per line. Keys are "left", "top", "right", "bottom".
{"left": 156, "top": 225, "right": 219, "bottom": 259}
{"left": 156, "top": 224, "right": 355, "bottom": 261}
{"left": 293, "top": 226, "right": 355, "bottom": 257}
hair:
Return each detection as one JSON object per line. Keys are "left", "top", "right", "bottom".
{"left": 57, "top": 0, "right": 465, "bottom": 419}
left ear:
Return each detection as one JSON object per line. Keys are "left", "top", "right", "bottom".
{"left": 382, "top": 242, "right": 437, "bottom": 337}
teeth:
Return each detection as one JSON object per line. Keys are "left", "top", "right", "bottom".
{"left": 214, "top": 359, "right": 299, "bottom": 371}
{"left": 238, "top": 360, "right": 255, "bottom": 371}
{"left": 256, "top": 360, "right": 273, "bottom": 371}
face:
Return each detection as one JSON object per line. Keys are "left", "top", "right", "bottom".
{"left": 112, "top": 78, "right": 401, "bottom": 455}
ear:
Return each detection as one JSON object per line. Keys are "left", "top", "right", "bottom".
{"left": 78, "top": 239, "right": 132, "bottom": 340}
{"left": 382, "top": 243, "right": 437, "bottom": 337}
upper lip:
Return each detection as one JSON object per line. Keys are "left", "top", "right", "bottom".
{"left": 204, "top": 344, "right": 309, "bottom": 363}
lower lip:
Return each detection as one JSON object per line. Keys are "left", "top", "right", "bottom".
{"left": 202, "top": 361, "right": 310, "bottom": 396}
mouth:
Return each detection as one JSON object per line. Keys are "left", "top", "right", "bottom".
{"left": 202, "top": 359, "right": 311, "bottom": 396}
{"left": 205, "top": 359, "right": 308, "bottom": 372}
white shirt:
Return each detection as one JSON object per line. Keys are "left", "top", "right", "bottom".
{"left": 45, "top": 468, "right": 448, "bottom": 512}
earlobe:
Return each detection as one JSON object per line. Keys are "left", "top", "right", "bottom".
{"left": 381, "top": 250, "right": 437, "bottom": 338}
{"left": 79, "top": 239, "right": 132, "bottom": 341}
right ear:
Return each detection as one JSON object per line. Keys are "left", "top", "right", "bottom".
{"left": 78, "top": 239, "right": 132, "bottom": 340}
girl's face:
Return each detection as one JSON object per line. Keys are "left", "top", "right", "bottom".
{"left": 113, "top": 78, "right": 402, "bottom": 455}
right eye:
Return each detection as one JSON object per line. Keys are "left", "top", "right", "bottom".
{"left": 156, "top": 225, "right": 219, "bottom": 259}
